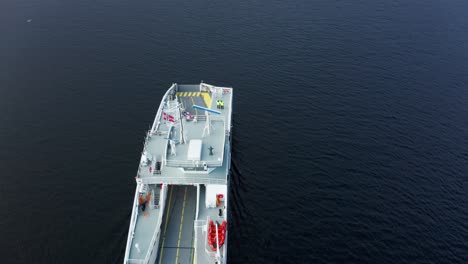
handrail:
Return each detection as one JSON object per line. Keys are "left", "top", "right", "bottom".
{"left": 165, "top": 159, "right": 223, "bottom": 167}
{"left": 141, "top": 176, "right": 226, "bottom": 185}
{"left": 209, "top": 115, "right": 225, "bottom": 121}
{"left": 143, "top": 185, "right": 166, "bottom": 263}
{"left": 151, "top": 84, "right": 176, "bottom": 132}
{"left": 193, "top": 115, "right": 206, "bottom": 121}
{"left": 124, "top": 185, "right": 141, "bottom": 262}
{"left": 127, "top": 259, "right": 145, "bottom": 264}
{"left": 187, "top": 114, "right": 224, "bottom": 122}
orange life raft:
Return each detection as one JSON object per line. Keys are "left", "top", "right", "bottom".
{"left": 207, "top": 220, "right": 227, "bottom": 251}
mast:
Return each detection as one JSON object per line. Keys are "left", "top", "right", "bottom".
{"left": 177, "top": 95, "right": 186, "bottom": 144}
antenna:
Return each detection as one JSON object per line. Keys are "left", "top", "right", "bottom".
{"left": 192, "top": 105, "right": 221, "bottom": 137}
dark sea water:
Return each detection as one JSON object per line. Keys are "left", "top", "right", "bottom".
{"left": 1, "top": 0, "right": 468, "bottom": 263}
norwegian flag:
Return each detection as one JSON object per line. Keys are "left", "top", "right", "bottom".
{"left": 163, "top": 112, "right": 175, "bottom": 122}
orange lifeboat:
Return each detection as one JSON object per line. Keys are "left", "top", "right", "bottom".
{"left": 207, "top": 220, "right": 227, "bottom": 251}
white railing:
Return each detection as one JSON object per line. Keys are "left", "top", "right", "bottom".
{"left": 142, "top": 185, "right": 166, "bottom": 263}
{"left": 125, "top": 185, "right": 167, "bottom": 264}
{"left": 193, "top": 115, "right": 206, "bottom": 121}
{"left": 150, "top": 130, "right": 168, "bottom": 136}
{"left": 143, "top": 226, "right": 160, "bottom": 264}
{"left": 141, "top": 176, "right": 226, "bottom": 185}
{"left": 210, "top": 115, "right": 225, "bottom": 121}
{"left": 165, "top": 159, "right": 223, "bottom": 167}
{"left": 185, "top": 113, "right": 225, "bottom": 122}
{"left": 124, "top": 185, "right": 141, "bottom": 263}
{"left": 127, "top": 259, "right": 145, "bottom": 264}
{"left": 226, "top": 88, "right": 233, "bottom": 133}
{"left": 151, "top": 84, "right": 176, "bottom": 132}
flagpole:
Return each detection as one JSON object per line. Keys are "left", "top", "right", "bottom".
{"left": 177, "top": 96, "right": 185, "bottom": 144}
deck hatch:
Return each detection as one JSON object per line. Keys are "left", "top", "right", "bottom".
{"left": 187, "top": 139, "right": 202, "bottom": 161}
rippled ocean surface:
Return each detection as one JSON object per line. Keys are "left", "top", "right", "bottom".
{"left": 1, "top": 0, "right": 468, "bottom": 263}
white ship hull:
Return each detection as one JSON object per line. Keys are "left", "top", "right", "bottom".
{"left": 123, "top": 83, "right": 233, "bottom": 264}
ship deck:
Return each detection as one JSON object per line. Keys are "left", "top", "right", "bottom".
{"left": 128, "top": 185, "right": 162, "bottom": 260}
{"left": 157, "top": 185, "right": 197, "bottom": 264}
{"left": 124, "top": 83, "right": 232, "bottom": 264}
{"left": 164, "top": 119, "right": 226, "bottom": 163}
{"left": 195, "top": 185, "right": 226, "bottom": 264}
{"left": 136, "top": 83, "right": 232, "bottom": 186}
{"left": 139, "top": 142, "right": 230, "bottom": 185}
{"left": 155, "top": 185, "right": 226, "bottom": 264}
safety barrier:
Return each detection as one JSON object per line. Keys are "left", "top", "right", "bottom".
{"left": 141, "top": 176, "right": 226, "bottom": 185}
{"left": 127, "top": 259, "right": 145, "bottom": 264}
{"left": 165, "top": 159, "right": 223, "bottom": 167}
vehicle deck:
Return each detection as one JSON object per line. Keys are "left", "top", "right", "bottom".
{"left": 156, "top": 185, "right": 197, "bottom": 264}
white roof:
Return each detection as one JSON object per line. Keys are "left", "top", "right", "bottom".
{"left": 187, "top": 139, "right": 202, "bottom": 161}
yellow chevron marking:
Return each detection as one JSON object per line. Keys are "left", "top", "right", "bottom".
{"left": 200, "top": 92, "right": 211, "bottom": 108}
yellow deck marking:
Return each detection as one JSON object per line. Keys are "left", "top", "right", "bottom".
{"left": 200, "top": 92, "right": 211, "bottom": 108}
{"left": 158, "top": 186, "right": 174, "bottom": 264}
{"left": 175, "top": 187, "right": 188, "bottom": 264}
{"left": 183, "top": 92, "right": 187, "bottom": 96}
{"left": 196, "top": 92, "right": 200, "bottom": 96}
{"left": 176, "top": 92, "right": 180, "bottom": 96}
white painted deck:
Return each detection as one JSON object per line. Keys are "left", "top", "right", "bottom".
{"left": 128, "top": 205, "right": 160, "bottom": 259}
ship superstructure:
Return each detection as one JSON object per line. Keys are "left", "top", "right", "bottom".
{"left": 123, "top": 83, "right": 233, "bottom": 264}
